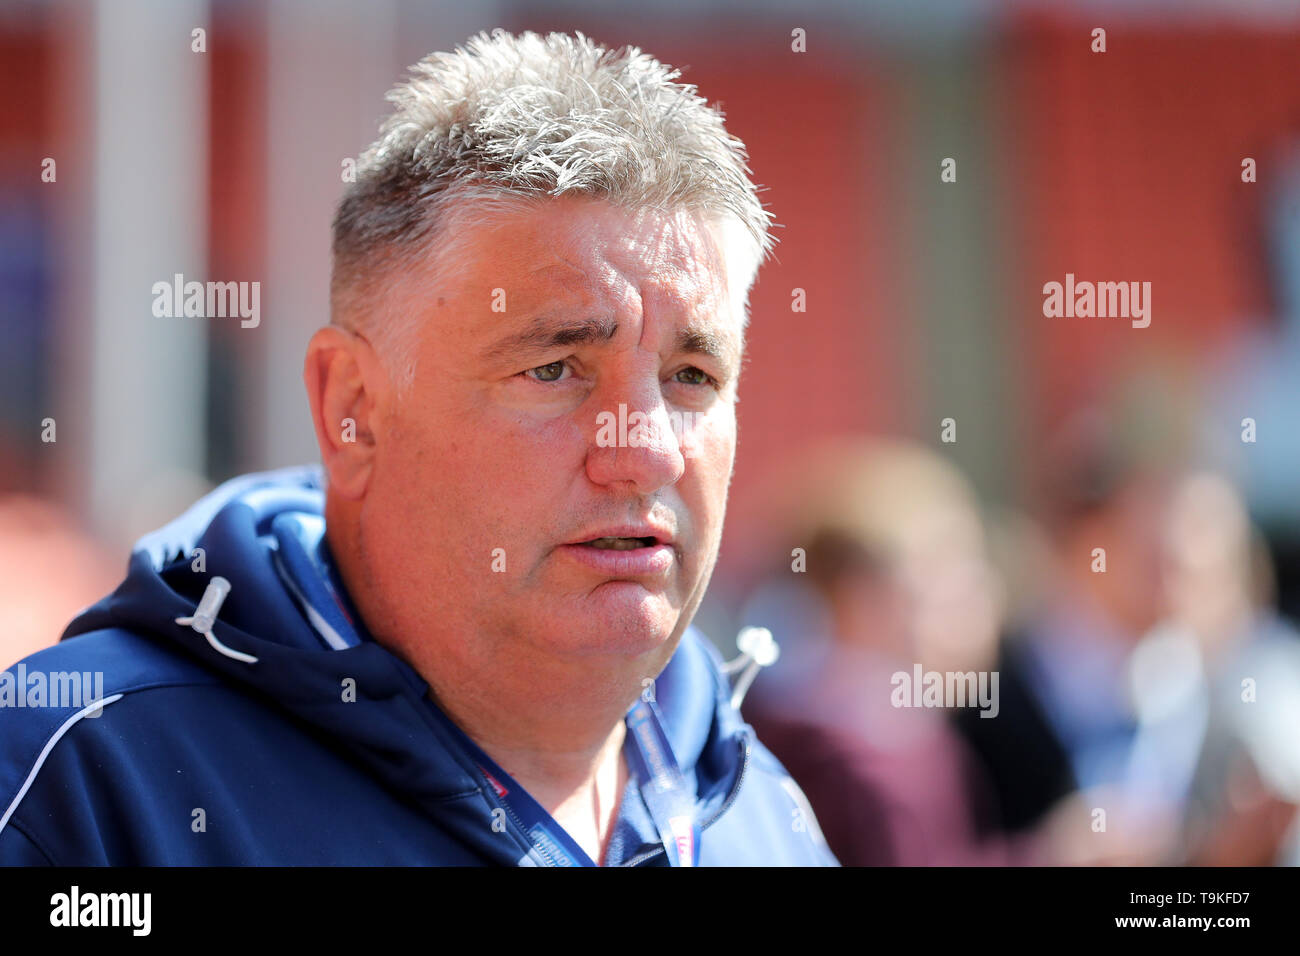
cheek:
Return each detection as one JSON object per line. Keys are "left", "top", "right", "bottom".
{"left": 677, "top": 409, "right": 735, "bottom": 559}
{"left": 395, "top": 407, "right": 583, "bottom": 537}
{"left": 375, "top": 410, "right": 489, "bottom": 541}
{"left": 683, "top": 407, "right": 736, "bottom": 494}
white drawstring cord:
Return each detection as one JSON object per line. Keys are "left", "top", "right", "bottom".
{"left": 175, "top": 576, "right": 259, "bottom": 664}
{"left": 722, "top": 626, "right": 780, "bottom": 710}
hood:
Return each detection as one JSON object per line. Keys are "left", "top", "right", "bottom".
{"left": 62, "top": 466, "right": 750, "bottom": 861}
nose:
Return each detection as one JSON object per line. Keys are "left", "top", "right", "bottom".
{"left": 585, "top": 373, "right": 686, "bottom": 494}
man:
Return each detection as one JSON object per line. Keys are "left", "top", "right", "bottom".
{"left": 0, "top": 30, "right": 834, "bottom": 866}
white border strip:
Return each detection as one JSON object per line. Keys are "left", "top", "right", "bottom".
{"left": 273, "top": 551, "right": 351, "bottom": 651}
{"left": 0, "top": 693, "right": 124, "bottom": 837}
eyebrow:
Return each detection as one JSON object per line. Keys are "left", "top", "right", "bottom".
{"left": 484, "top": 314, "right": 736, "bottom": 368}
{"left": 484, "top": 315, "right": 619, "bottom": 361}
{"left": 676, "top": 326, "right": 733, "bottom": 366}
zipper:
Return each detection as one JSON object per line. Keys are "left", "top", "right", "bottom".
{"left": 617, "top": 729, "right": 752, "bottom": 867}
{"left": 495, "top": 785, "right": 565, "bottom": 867}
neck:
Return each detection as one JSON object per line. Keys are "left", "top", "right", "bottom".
{"left": 482, "top": 719, "right": 630, "bottom": 859}
{"left": 409, "top": 629, "right": 649, "bottom": 797}
{"left": 459, "top": 693, "right": 631, "bottom": 809}
{"left": 421, "top": 652, "right": 639, "bottom": 863}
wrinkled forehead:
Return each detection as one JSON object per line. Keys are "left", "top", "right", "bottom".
{"left": 438, "top": 196, "right": 753, "bottom": 320}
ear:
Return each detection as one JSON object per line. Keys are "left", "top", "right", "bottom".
{"left": 304, "top": 326, "right": 388, "bottom": 500}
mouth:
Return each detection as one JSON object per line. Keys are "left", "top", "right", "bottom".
{"left": 579, "top": 535, "right": 659, "bottom": 551}
{"left": 559, "top": 531, "right": 676, "bottom": 577}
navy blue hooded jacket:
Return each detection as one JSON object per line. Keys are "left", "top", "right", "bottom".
{"left": 0, "top": 467, "right": 836, "bottom": 866}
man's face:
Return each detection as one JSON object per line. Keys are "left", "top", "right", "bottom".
{"left": 361, "top": 196, "right": 747, "bottom": 670}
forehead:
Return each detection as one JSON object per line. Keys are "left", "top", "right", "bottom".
{"left": 437, "top": 196, "right": 741, "bottom": 323}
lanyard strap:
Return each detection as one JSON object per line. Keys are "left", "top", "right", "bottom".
{"left": 624, "top": 698, "right": 700, "bottom": 867}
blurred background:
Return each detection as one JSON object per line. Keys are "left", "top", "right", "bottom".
{"left": 3, "top": 0, "right": 1300, "bottom": 864}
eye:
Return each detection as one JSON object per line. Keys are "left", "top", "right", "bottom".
{"left": 674, "top": 366, "right": 716, "bottom": 387}
{"left": 523, "top": 360, "right": 570, "bottom": 383}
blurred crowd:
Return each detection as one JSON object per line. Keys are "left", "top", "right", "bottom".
{"left": 740, "top": 398, "right": 1300, "bottom": 866}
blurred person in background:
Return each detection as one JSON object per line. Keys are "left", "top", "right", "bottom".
{"left": 1209, "top": 133, "right": 1300, "bottom": 626}
{"left": 953, "top": 401, "right": 1180, "bottom": 847}
{"left": 961, "top": 378, "right": 1300, "bottom": 865}
{"left": 742, "top": 438, "right": 1161, "bottom": 864}
{"left": 1136, "top": 471, "right": 1300, "bottom": 865}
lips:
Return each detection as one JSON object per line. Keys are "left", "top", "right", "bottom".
{"left": 560, "top": 525, "right": 677, "bottom": 577}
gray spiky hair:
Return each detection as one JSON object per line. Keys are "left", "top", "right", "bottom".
{"left": 330, "top": 29, "right": 774, "bottom": 384}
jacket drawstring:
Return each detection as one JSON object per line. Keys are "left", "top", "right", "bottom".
{"left": 720, "top": 626, "right": 779, "bottom": 709}
{"left": 175, "top": 576, "right": 259, "bottom": 664}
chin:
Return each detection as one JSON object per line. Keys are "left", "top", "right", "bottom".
{"left": 544, "top": 583, "right": 683, "bottom": 658}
